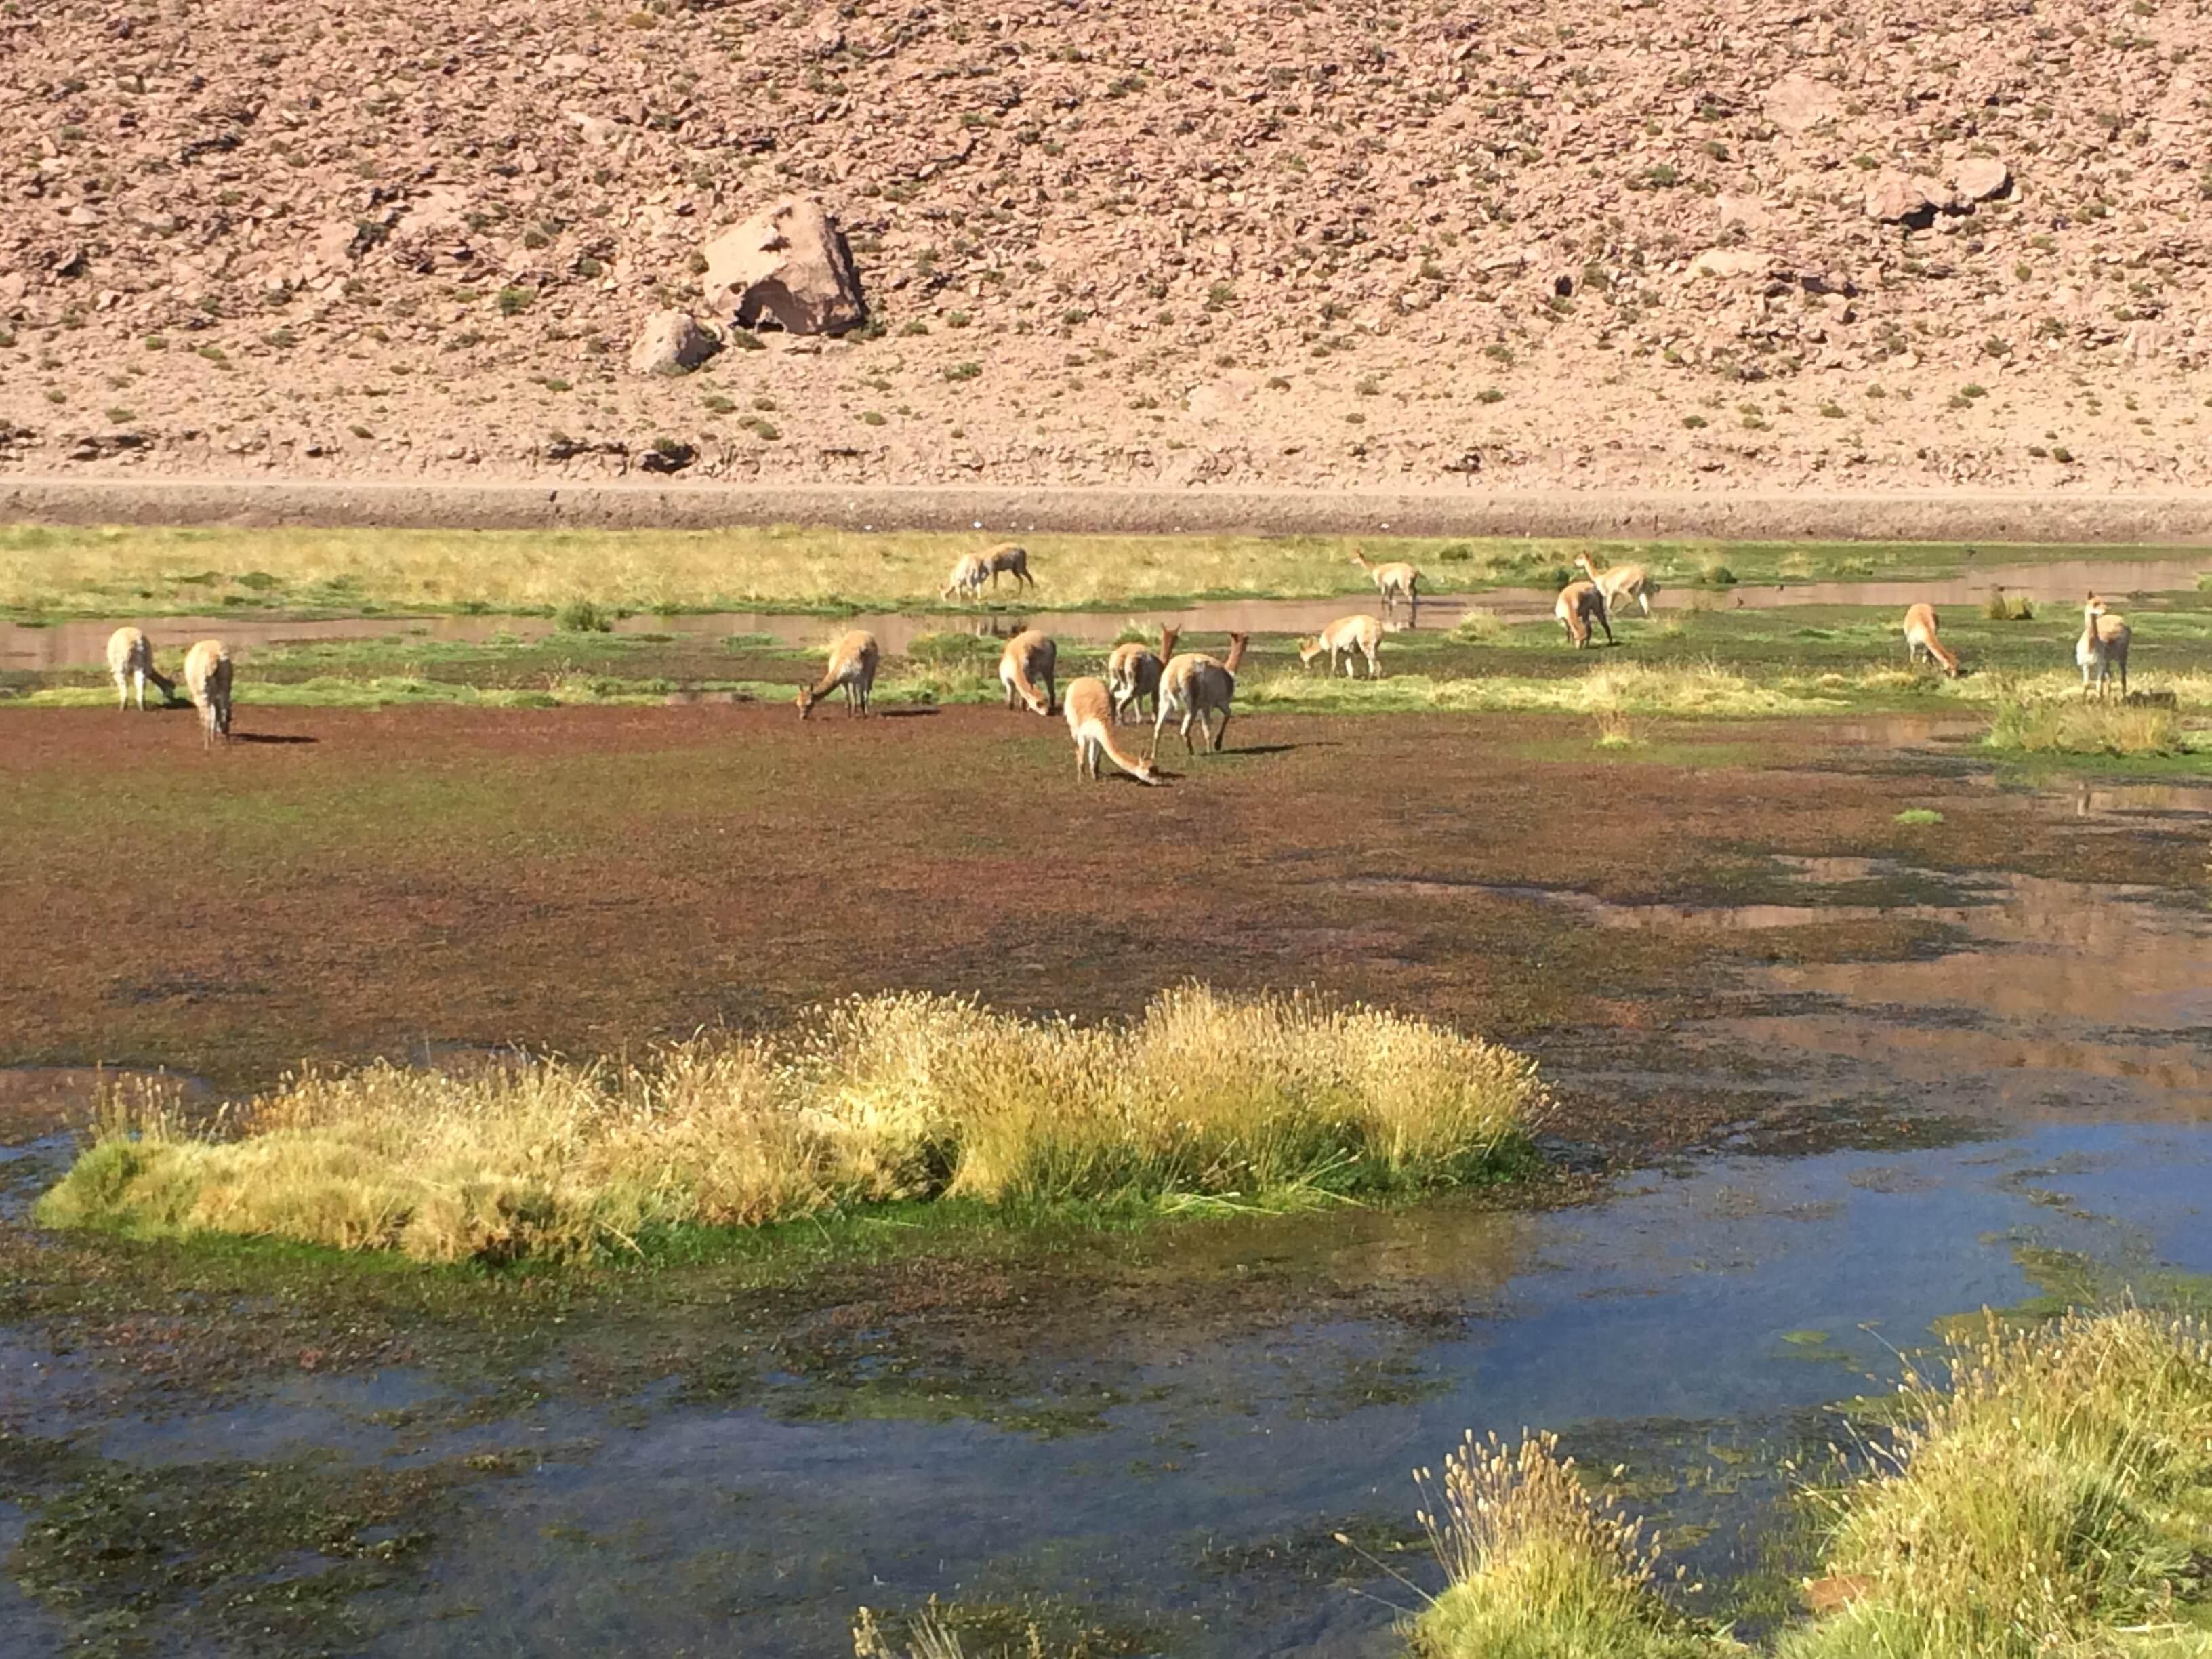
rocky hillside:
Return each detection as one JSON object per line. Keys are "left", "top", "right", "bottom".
{"left": 3, "top": 0, "right": 2208, "bottom": 495}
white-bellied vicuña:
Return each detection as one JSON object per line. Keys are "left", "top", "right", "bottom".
{"left": 1064, "top": 677, "right": 1161, "bottom": 785}
{"left": 797, "top": 630, "right": 880, "bottom": 718}
{"left": 1902, "top": 602, "right": 1961, "bottom": 678}
{"left": 1351, "top": 546, "right": 1420, "bottom": 617}
{"left": 182, "top": 639, "right": 232, "bottom": 747}
{"left": 1298, "top": 614, "right": 1384, "bottom": 679}
{"left": 998, "top": 629, "right": 1058, "bottom": 715}
{"left": 1573, "top": 551, "right": 1656, "bottom": 619}
{"left": 1554, "top": 580, "right": 1614, "bottom": 649}
{"left": 106, "top": 626, "right": 176, "bottom": 711}
{"left": 1153, "top": 632, "right": 1249, "bottom": 758}
{"left": 941, "top": 553, "right": 990, "bottom": 602}
{"left": 2077, "top": 592, "right": 2131, "bottom": 699}
{"left": 1106, "top": 626, "right": 1178, "bottom": 724}
{"left": 981, "top": 542, "right": 1035, "bottom": 592}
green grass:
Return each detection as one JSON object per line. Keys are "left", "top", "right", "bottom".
{"left": 1408, "top": 1309, "right": 2212, "bottom": 1659}
{"left": 1892, "top": 808, "right": 1945, "bottom": 825}
{"left": 1408, "top": 1431, "right": 1726, "bottom": 1659}
{"left": 1783, "top": 1309, "right": 2212, "bottom": 1659}
{"left": 37, "top": 986, "right": 1547, "bottom": 1263}
{"left": 1986, "top": 687, "right": 2190, "bottom": 756}
{"left": 5, "top": 524, "right": 2207, "bottom": 621}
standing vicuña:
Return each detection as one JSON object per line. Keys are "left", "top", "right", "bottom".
{"left": 1298, "top": 615, "right": 1384, "bottom": 680}
{"left": 981, "top": 543, "right": 1036, "bottom": 592}
{"left": 1902, "top": 603, "right": 1961, "bottom": 678}
{"left": 106, "top": 627, "right": 176, "bottom": 711}
{"left": 1573, "top": 551, "right": 1656, "bottom": 619}
{"left": 2076, "top": 594, "right": 2130, "bottom": 699}
{"left": 1064, "top": 677, "right": 1160, "bottom": 785}
{"left": 797, "top": 630, "right": 880, "bottom": 717}
{"left": 1153, "top": 632, "right": 1249, "bottom": 757}
{"left": 182, "top": 639, "right": 232, "bottom": 747}
{"left": 998, "top": 629, "right": 1058, "bottom": 715}
{"left": 941, "top": 554, "right": 991, "bottom": 602}
{"left": 1351, "top": 547, "right": 1420, "bottom": 619}
{"left": 1106, "top": 626, "right": 1178, "bottom": 724}
{"left": 1555, "top": 580, "right": 1614, "bottom": 649}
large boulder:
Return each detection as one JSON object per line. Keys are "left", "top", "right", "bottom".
{"left": 701, "top": 197, "right": 865, "bottom": 336}
{"left": 630, "top": 309, "right": 720, "bottom": 376}
{"left": 1865, "top": 173, "right": 1943, "bottom": 227}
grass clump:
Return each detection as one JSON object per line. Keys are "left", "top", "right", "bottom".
{"left": 1986, "top": 691, "right": 2184, "bottom": 756}
{"left": 1893, "top": 808, "right": 1944, "bottom": 825}
{"left": 1784, "top": 1308, "right": 2212, "bottom": 1659}
{"left": 554, "top": 598, "right": 613, "bottom": 633}
{"left": 37, "top": 987, "right": 1546, "bottom": 1263}
{"left": 1982, "top": 588, "right": 2036, "bottom": 622}
{"left": 1408, "top": 1431, "right": 1716, "bottom": 1659}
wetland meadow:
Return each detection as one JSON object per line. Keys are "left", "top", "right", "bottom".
{"left": 3, "top": 523, "right": 2211, "bottom": 1656}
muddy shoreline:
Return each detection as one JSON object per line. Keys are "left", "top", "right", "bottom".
{"left": 10, "top": 476, "right": 2212, "bottom": 541}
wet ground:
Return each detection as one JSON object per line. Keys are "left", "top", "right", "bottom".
{"left": 3, "top": 703, "right": 2210, "bottom": 1654}
{"left": 5, "top": 550, "right": 2209, "bottom": 673}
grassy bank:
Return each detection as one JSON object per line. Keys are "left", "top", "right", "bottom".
{"left": 1406, "top": 1308, "right": 2212, "bottom": 1659}
{"left": 1785, "top": 1307, "right": 2212, "bottom": 1658}
{"left": 5, "top": 523, "right": 2205, "bottom": 620}
{"left": 37, "top": 987, "right": 1547, "bottom": 1263}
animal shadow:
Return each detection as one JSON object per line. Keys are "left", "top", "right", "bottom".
{"left": 876, "top": 706, "right": 941, "bottom": 719}
{"left": 231, "top": 732, "right": 319, "bottom": 745}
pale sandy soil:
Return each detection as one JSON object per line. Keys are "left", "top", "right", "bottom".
{"left": 4, "top": 0, "right": 2208, "bottom": 499}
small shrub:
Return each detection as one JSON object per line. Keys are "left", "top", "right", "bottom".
{"left": 1698, "top": 559, "right": 1736, "bottom": 586}
{"left": 1987, "top": 691, "right": 2182, "bottom": 756}
{"left": 945, "top": 361, "right": 981, "bottom": 381}
{"left": 1893, "top": 807, "right": 1944, "bottom": 825}
{"left": 1477, "top": 387, "right": 1505, "bottom": 403}
{"left": 1681, "top": 414, "right": 1708, "bottom": 430}
{"left": 555, "top": 598, "right": 613, "bottom": 634}
{"left": 498, "top": 287, "right": 535, "bottom": 316}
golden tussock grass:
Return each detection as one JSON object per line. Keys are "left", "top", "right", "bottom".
{"left": 1244, "top": 660, "right": 1838, "bottom": 719}
{"left": 1408, "top": 1431, "right": 1720, "bottom": 1659}
{"left": 37, "top": 987, "right": 1545, "bottom": 1263}
{"left": 1782, "top": 1307, "right": 2212, "bottom": 1659}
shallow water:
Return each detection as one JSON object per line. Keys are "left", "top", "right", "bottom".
{"left": 7, "top": 846, "right": 2212, "bottom": 1653}
{"left": 7, "top": 553, "right": 2207, "bottom": 670}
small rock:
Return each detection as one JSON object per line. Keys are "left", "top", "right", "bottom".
{"left": 1715, "top": 192, "right": 1771, "bottom": 233}
{"left": 700, "top": 197, "right": 867, "bottom": 336}
{"left": 2124, "top": 321, "right": 2169, "bottom": 361}
{"left": 1690, "top": 248, "right": 1771, "bottom": 279}
{"left": 1952, "top": 158, "right": 2011, "bottom": 203}
{"left": 628, "top": 308, "right": 720, "bottom": 376}
{"left": 1763, "top": 73, "right": 1840, "bottom": 133}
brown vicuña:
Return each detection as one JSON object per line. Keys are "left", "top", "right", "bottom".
{"left": 1106, "top": 626, "right": 1178, "bottom": 724}
{"left": 1554, "top": 579, "right": 1614, "bottom": 649}
{"left": 998, "top": 628, "right": 1058, "bottom": 715}
{"left": 1574, "top": 550, "right": 1656, "bottom": 619}
{"left": 106, "top": 626, "right": 176, "bottom": 711}
{"left": 2076, "top": 592, "right": 2131, "bottom": 699}
{"left": 1351, "top": 546, "right": 1420, "bottom": 617}
{"left": 1902, "top": 602, "right": 1961, "bottom": 677}
{"left": 981, "top": 542, "right": 1036, "bottom": 592}
{"left": 182, "top": 638, "right": 232, "bottom": 747}
{"left": 1153, "top": 632, "right": 1249, "bottom": 757}
{"left": 1298, "top": 614, "right": 1384, "bottom": 679}
{"left": 1064, "top": 676, "right": 1160, "bottom": 785}
{"left": 797, "top": 630, "right": 880, "bottom": 718}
